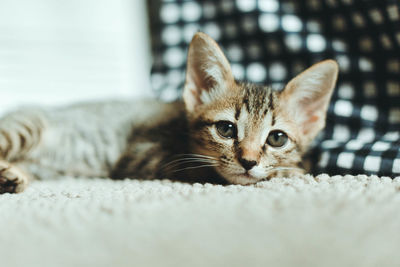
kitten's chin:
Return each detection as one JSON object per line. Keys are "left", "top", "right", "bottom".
{"left": 220, "top": 171, "right": 262, "bottom": 185}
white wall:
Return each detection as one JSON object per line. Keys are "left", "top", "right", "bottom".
{"left": 0, "top": 0, "right": 152, "bottom": 114}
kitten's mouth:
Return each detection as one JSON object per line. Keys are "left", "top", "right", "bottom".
{"left": 215, "top": 165, "right": 263, "bottom": 185}
{"left": 243, "top": 172, "right": 257, "bottom": 179}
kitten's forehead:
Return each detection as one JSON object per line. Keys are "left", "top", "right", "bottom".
{"left": 236, "top": 82, "right": 275, "bottom": 121}
{"left": 217, "top": 82, "right": 276, "bottom": 143}
{"left": 197, "top": 81, "right": 277, "bottom": 126}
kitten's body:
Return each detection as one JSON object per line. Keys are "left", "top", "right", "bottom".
{"left": 0, "top": 101, "right": 180, "bottom": 176}
{"left": 0, "top": 33, "right": 338, "bottom": 193}
{"left": 0, "top": 99, "right": 223, "bottom": 191}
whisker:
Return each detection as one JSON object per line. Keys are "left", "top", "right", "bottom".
{"left": 173, "top": 153, "right": 216, "bottom": 160}
{"left": 161, "top": 158, "right": 216, "bottom": 170}
{"left": 172, "top": 164, "right": 217, "bottom": 173}
{"left": 162, "top": 161, "right": 216, "bottom": 172}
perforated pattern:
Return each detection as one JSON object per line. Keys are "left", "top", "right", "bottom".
{"left": 149, "top": 0, "right": 400, "bottom": 176}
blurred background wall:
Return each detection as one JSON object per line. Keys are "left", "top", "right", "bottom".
{"left": 0, "top": 0, "right": 152, "bottom": 114}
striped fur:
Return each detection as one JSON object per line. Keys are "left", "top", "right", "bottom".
{"left": 185, "top": 81, "right": 305, "bottom": 185}
{"left": 0, "top": 33, "right": 338, "bottom": 193}
{"left": 181, "top": 33, "right": 338, "bottom": 185}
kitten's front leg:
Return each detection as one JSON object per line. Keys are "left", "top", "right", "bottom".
{"left": 0, "top": 160, "right": 29, "bottom": 193}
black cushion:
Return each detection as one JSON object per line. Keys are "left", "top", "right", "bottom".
{"left": 149, "top": 0, "right": 400, "bottom": 177}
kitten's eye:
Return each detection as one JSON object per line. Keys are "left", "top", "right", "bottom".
{"left": 215, "top": 121, "right": 237, "bottom": 138}
{"left": 267, "top": 130, "right": 288, "bottom": 147}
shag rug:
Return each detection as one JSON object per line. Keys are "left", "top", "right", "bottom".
{"left": 1, "top": 174, "right": 400, "bottom": 267}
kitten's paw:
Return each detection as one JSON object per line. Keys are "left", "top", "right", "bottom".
{"left": 0, "top": 161, "right": 28, "bottom": 194}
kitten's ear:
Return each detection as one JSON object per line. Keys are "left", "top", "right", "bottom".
{"left": 280, "top": 60, "right": 339, "bottom": 143}
{"left": 183, "top": 32, "right": 234, "bottom": 112}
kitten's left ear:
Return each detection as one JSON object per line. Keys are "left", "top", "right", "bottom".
{"left": 280, "top": 60, "right": 339, "bottom": 145}
{"left": 183, "top": 32, "right": 235, "bottom": 113}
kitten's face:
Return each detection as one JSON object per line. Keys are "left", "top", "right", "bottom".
{"left": 184, "top": 33, "right": 338, "bottom": 184}
{"left": 188, "top": 83, "right": 303, "bottom": 184}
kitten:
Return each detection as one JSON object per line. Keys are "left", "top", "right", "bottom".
{"left": 0, "top": 33, "right": 338, "bottom": 193}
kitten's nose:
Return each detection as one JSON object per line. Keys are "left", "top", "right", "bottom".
{"left": 238, "top": 158, "right": 257, "bottom": 170}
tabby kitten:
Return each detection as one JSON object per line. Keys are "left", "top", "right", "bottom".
{"left": 0, "top": 33, "right": 338, "bottom": 193}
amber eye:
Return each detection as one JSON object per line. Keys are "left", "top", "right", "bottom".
{"left": 216, "top": 121, "right": 237, "bottom": 138}
{"left": 267, "top": 130, "right": 288, "bottom": 147}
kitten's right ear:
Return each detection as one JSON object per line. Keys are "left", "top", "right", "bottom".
{"left": 183, "top": 32, "right": 234, "bottom": 113}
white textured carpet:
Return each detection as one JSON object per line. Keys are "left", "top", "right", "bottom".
{"left": 1, "top": 174, "right": 400, "bottom": 267}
